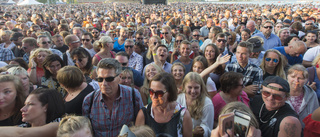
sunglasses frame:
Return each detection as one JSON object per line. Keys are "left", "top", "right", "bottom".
{"left": 96, "top": 75, "right": 119, "bottom": 82}
{"left": 261, "top": 90, "right": 285, "bottom": 101}
{"left": 149, "top": 88, "right": 167, "bottom": 98}
{"left": 265, "top": 58, "right": 279, "bottom": 63}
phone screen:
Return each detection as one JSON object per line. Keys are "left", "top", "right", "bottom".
{"left": 234, "top": 110, "right": 251, "bottom": 137}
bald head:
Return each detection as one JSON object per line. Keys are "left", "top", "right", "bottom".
{"left": 246, "top": 20, "right": 256, "bottom": 33}
{"left": 289, "top": 41, "right": 307, "bottom": 57}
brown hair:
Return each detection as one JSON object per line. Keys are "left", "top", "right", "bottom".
{"left": 150, "top": 72, "right": 177, "bottom": 102}
{"left": 56, "top": 66, "right": 84, "bottom": 89}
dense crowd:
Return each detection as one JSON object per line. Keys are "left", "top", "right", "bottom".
{"left": 0, "top": 2, "right": 320, "bottom": 137}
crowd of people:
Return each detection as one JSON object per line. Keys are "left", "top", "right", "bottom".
{"left": 0, "top": 1, "right": 320, "bottom": 137}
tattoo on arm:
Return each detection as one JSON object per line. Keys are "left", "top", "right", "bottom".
{"left": 284, "top": 122, "right": 297, "bottom": 137}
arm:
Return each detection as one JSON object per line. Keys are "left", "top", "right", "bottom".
{"left": 135, "top": 109, "right": 145, "bottom": 126}
{"left": 183, "top": 109, "right": 193, "bottom": 137}
{"left": 200, "top": 100, "right": 215, "bottom": 137}
{"left": 92, "top": 56, "right": 99, "bottom": 66}
{"left": 0, "top": 122, "right": 58, "bottom": 137}
{"left": 278, "top": 116, "right": 302, "bottom": 137}
{"left": 199, "top": 54, "right": 230, "bottom": 78}
{"left": 302, "top": 60, "right": 312, "bottom": 68}
{"left": 28, "top": 58, "right": 38, "bottom": 85}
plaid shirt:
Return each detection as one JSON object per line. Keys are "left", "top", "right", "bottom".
{"left": 225, "top": 61, "right": 263, "bottom": 88}
{"left": 82, "top": 84, "right": 143, "bottom": 137}
{"left": 23, "top": 53, "right": 29, "bottom": 64}
{"left": 0, "top": 48, "right": 15, "bottom": 61}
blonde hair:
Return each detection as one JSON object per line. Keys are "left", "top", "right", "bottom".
{"left": 7, "top": 66, "right": 28, "bottom": 76}
{"left": 181, "top": 72, "right": 208, "bottom": 120}
{"left": 120, "top": 69, "right": 134, "bottom": 87}
{"left": 28, "top": 48, "right": 52, "bottom": 68}
{"left": 312, "top": 54, "right": 320, "bottom": 66}
{"left": 57, "top": 115, "right": 93, "bottom": 137}
{"left": 130, "top": 125, "right": 156, "bottom": 137}
{"left": 260, "top": 49, "right": 286, "bottom": 79}
{"left": 98, "top": 36, "right": 113, "bottom": 49}
{"left": 141, "top": 64, "right": 163, "bottom": 94}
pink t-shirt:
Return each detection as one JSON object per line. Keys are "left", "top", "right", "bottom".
{"left": 212, "top": 91, "right": 250, "bottom": 120}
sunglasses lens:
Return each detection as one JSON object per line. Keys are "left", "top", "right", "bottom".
{"left": 96, "top": 78, "right": 103, "bottom": 82}
{"left": 262, "top": 91, "right": 271, "bottom": 97}
{"left": 105, "top": 77, "right": 114, "bottom": 82}
{"left": 273, "top": 95, "right": 283, "bottom": 101}
{"left": 273, "top": 59, "right": 279, "bottom": 63}
{"left": 265, "top": 58, "right": 271, "bottom": 62}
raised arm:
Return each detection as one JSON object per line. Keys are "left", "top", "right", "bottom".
{"left": 0, "top": 122, "right": 59, "bottom": 137}
{"left": 199, "top": 54, "right": 230, "bottom": 78}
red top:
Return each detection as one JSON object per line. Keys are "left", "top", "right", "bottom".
{"left": 303, "top": 114, "right": 320, "bottom": 137}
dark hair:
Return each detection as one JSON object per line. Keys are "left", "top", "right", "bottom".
{"left": 241, "top": 28, "right": 251, "bottom": 35}
{"left": 42, "top": 54, "right": 65, "bottom": 78}
{"left": 70, "top": 47, "right": 93, "bottom": 76}
{"left": 150, "top": 72, "right": 177, "bottom": 102}
{"left": 56, "top": 66, "right": 84, "bottom": 89}
{"left": 220, "top": 72, "right": 244, "bottom": 93}
{"left": 10, "top": 57, "right": 28, "bottom": 70}
{"left": 115, "top": 51, "right": 130, "bottom": 59}
{"left": 30, "top": 88, "right": 65, "bottom": 123}
{"left": 82, "top": 32, "right": 93, "bottom": 39}
{"left": 156, "top": 44, "right": 168, "bottom": 51}
{"left": 283, "top": 35, "right": 299, "bottom": 46}
{"left": 134, "top": 42, "right": 146, "bottom": 53}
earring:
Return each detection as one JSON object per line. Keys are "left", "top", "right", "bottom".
{"left": 317, "top": 64, "right": 319, "bottom": 68}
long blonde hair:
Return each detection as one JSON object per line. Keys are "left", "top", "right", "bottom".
{"left": 28, "top": 48, "right": 52, "bottom": 68}
{"left": 141, "top": 64, "right": 163, "bottom": 94}
{"left": 260, "top": 49, "right": 286, "bottom": 79}
{"left": 181, "top": 72, "right": 208, "bottom": 120}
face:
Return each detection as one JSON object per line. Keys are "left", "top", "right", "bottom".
{"left": 279, "top": 30, "right": 290, "bottom": 40}
{"left": 241, "top": 31, "right": 250, "bottom": 41}
{"left": 246, "top": 23, "right": 255, "bottom": 32}
{"left": 73, "top": 55, "right": 88, "bottom": 69}
{"left": 53, "top": 36, "right": 64, "bottom": 47}
{"left": 172, "top": 65, "right": 184, "bottom": 80}
{"left": 265, "top": 52, "right": 280, "bottom": 68}
{"left": 156, "top": 47, "right": 168, "bottom": 61}
{"left": 125, "top": 42, "right": 134, "bottom": 55}
{"left": 262, "top": 23, "right": 273, "bottom": 36}
{"left": 119, "top": 72, "right": 133, "bottom": 86}
{"left": 150, "top": 81, "right": 168, "bottom": 106}
{"left": 38, "top": 37, "right": 51, "bottom": 49}
{"left": 0, "top": 82, "right": 17, "bottom": 109}
{"left": 21, "top": 94, "right": 47, "bottom": 124}
{"left": 192, "top": 61, "right": 204, "bottom": 73}
{"left": 236, "top": 46, "right": 250, "bottom": 65}
{"left": 73, "top": 29, "right": 82, "bottom": 39}
{"left": 81, "top": 35, "right": 92, "bottom": 46}
{"left": 275, "top": 24, "right": 283, "bottom": 33}
{"left": 230, "top": 80, "right": 243, "bottom": 96}
{"left": 287, "top": 71, "right": 306, "bottom": 90}
{"left": 97, "top": 68, "right": 120, "bottom": 96}
{"left": 135, "top": 34, "right": 144, "bottom": 43}
{"left": 180, "top": 44, "right": 191, "bottom": 57}
{"left": 91, "top": 29, "right": 99, "bottom": 38}
{"left": 185, "top": 81, "right": 201, "bottom": 101}
{"left": 305, "top": 20, "right": 314, "bottom": 28}
{"left": 175, "top": 36, "right": 183, "bottom": 46}
{"left": 192, "top": 32, "right": 200, "bottom": 40}
{"left": 191, "top": 42, "right": 199, "bottom": 53}
{"left": 45, "top": 61, "right": 62, "bottom": 76}
{"left": 36, "top": 51, "right": 49, "bottom": 65}
{"left": 262, "top": 83, "right": 287, "bottom": 111}
{"left": 17, "top": 74, "right": 30, "bottom": 92}
{"left": 120, "top": 30, "right": 128, "bottom": 38}
{"left": 205, "top": 46, "right": 216, "bottom": 60}
{"left": 70, "top": 127, "right": 93, "bottom": 137}
{"left": 115, "top": 55, "right": 129, "bottom": 67}
{"left": 306, "top": 33, "right": 317, "bottom": 43}
{"left": 215, "top": 37, "right": 227, "bottom": 53}
{"left": 146, "top": 65, "right": 158, "bottom": 81}
{"left": 162, "top": 29, "right": 172, "bottom": 40}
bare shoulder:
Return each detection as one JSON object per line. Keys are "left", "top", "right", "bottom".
{"left": 278, "top": 116, "right": 302, "bottom": 137}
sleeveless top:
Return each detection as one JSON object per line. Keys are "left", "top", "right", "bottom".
{"left": 142, "top": 103, "right": 185, "bottom": 137}
{"left": 94, "top": 51, "right": 115, "bottom": 62}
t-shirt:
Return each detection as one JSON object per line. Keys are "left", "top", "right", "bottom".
{"left": 64, "top": 84, "right": 94, "bottom": 115}
{"left": 173, "top": 59, "right": 193, "bottom": 74}
{"left": 303, "top": 46, "right": 320, "bottom": 62}
{"left": 274, "top": 46, "right": 303, "bottom": 65}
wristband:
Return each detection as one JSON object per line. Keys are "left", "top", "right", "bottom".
{"left": 152, "top": 53, "right": 157, "bottom": 56}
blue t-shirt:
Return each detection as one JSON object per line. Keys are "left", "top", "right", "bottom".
{"left": 274, "top": 47, "right": 302, "bottom": 65}
{"left": 113, "top": 37, "right": 126, "bottom": 53}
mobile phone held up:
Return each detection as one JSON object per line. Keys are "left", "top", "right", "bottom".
{"left": 233, "top": 110, "right": 251, "bottom": 137}
{"left": 218, "top": 113, "right": 234, "bottom": 137}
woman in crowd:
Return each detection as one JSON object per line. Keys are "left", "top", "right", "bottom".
{"left": 212, "top": 72, "right": 250, "bottom": 122}
{"left": 57, "top": 115, "right": 93, "bottom": 137}
{"left": 71, "top": 47, "right": 97, "bottom": 80}
{"left": 176, "top": 72, "right": 214, "bottom": 137}
{"left": 0, "top": 74, "right": 25, "bottom": 126}
{"left": 171, "top": 62, "right": 186, "bottom": 94}
{"left": 113, "top": 27, "right": 128, "bottom": 52}
{"left": 119, "top": 68, "right": 136, "bottom": 89}
{"left": 135, "top": 72, "right": 192, "bottom": 137}
{"left": 240, "top": 28, "right": 250, "bottom": 42}
{"left": 28, "top": 48, "right": 52, "bottom": 85}
{"left": 118, "top": 125, "right": 156, "bottom": 137}
{"left": 307, "top": 54, "right": 320, "bottom": 102}
{"left": 7, "top": 67, "right": 37, "bottom": 97}
{"left": 260, "top": 49, "right": 286, "bottom": 80}
{"left": 286, "top": 65, "right": 319, "bottom": 127}
{"left": 304, "top": 31, "right": 319, "bottom": 49}
{"left": 56, "top": 66, "right": 94, "bottom": 115}
{"left": 277, "top": 28, "right": 290, "bottom": 46}
{"left": 92, "top": 36, "right": 115, "bottom": 66}
{"left": 140, "top": 63, "right": 163, "bottom": 105}
{"left": 19, "top": 88, "right": 65, "bottom": 127}
{"left": 41, "top": 54, "right": 65, "bottom": 97}
{"left": 9, "top": 58, "right": 28, "bottom": 70}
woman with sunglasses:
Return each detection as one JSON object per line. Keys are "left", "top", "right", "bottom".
{"left": 286, "top": 64, "right": 319, "bottom": 128}
{"left": 260, "top": 49, "right": 286, "bottom": 80}
{"left": 303, "top": 31, "right": 319, "bottom": 49}
{"left": 92, "top": 36, "right": 115, "bottom": 66}
{"left": 28, "top": 48, "right": 52, "bottom": 85}
{"left": 57, "top": 66, "right": 94, "bottom": 115}
{"left": 41, "top": 54, "right": 66, "bottom": 97}
{"left": 176, "top": 72, "right": 214, "bottom": 137}
{"left": 71, "top": 47, "right": 97, "bottom": 80}
{"left": 135, "top": 72, "right": 193, "bottom": 137}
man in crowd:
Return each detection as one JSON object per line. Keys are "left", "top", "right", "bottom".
{"left": 253, "top": 20, "right": 281, "bottom": 50}
{"left": 191, "top": 29, "right": 203, "bottom": 47}
{"left": 274, "top": 41, "right": 307, "bottom": 65}
{"left": 52, "top": 34, "right": 68, "bottom": 53}
{"left": 63, "top": 34, "right": 81, "bottom": 66}
{"left": 161, "top": 26, "right": 175, "bottom": 52}
{"left": 37, "top": 35, "right": 63, "bottom": 57}
{"left": 200, "top": 18, "right": 214, "bottom": 39}
{"left": 81, "top": 32, "right": 96, "bottom": 57}
{"left": 82, "top": 58, "right": 143, "bottom": 137}
{"left": 124, "top": 39, "right": 143, "bottom": 73}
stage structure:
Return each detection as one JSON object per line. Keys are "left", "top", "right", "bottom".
{"left": 142, "top": 0, "right": 167, "bottom": 4}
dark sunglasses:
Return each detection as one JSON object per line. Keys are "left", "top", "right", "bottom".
{"left": 154, "top": 42, "right": 159, "bottom": 45}
{"left": 193, "top": 35, "right": 200, "bottom": 37}
{"left": 151, "top": 26, "right": 157, "bottom": 29}
{"left": 263, "top": 26, "right": 273, "bottom": 29}
{"left": 96, "top": 75, "right": 118, "bottom": 82}
{"left": 261, "top": 90, "right": 285, "bottom": 101}
{"left": 22, "top": 47, "right": 27, "bottom": 49}
{"left": 73, "top": 58, "right": 83, "bottom": 63}
{"left": 121, "top": 62, "right": 128, "bottom": 66}
{"left": 175, "top": 40, "right": 183, "bottom": 43}
{"left": 217, "top": 39, "right": 226, "bottom": 43}
{"left": 92, "top": 32, "right": 99, "bottom": 34}
{"left": 162, "top": 32, "right": 169, "bottom": 35}
{"left": 136, "top": 38, "right": 143, "bottom": 40}
{"left": 82, "top": 39, "right": 91, "bottom": 42}
{"left": 125, "top": 45, "right": 133, "bottom": 48}
{"left": 42, "top": 41, "right": 51, "bottom": 44}
{"left": 149, "top": 88, "right": 167, "bottom": 98}
{"left": 305, "top": 23, "right": 313, "bottom": 25}
{"left": 265, "top": 58, "right": 279, "bottom": 63}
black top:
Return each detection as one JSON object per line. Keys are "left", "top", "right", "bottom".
{"left": 54, "top": 45, "right": 69, "bottom": 53}
{"left": 64, "top": 84, "right": 94, "bottom": 115}
{"left": 250, "top": 95, "right": 298, "bottom": 137}
{"left": 0, "top": 113, "right": 22, "bottom": 126}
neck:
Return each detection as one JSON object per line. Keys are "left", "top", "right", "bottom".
{"left": 0, "top": 101, "right": 15, "bottom": 118}
{"left": 102, "top": 85, "right": 119, "bottom": 102}
{"left": 176, "top": 79, "right": 183, "bottom": 86}
{"left": 179, "top": 56, "right": 190, "bottom": 62}
{"left": 31, "top": 117, "right": 46, "bottom": 127}
{"left": 66, "top": 82, "right": 87, "bottom": 94}
{"left": 265, "top": 66, "right": 275, "bottom": 74}
{"left": 264, "top": 33, "right": 271, "bottom": 39}
{"left": 156, "top": 101, "right": 173, "bottom": 113}
{"left": 239, "top": 62, "right": 248, "bottom": 68}
{"left": 84, "top": 44, "right": 93, "bottom": 49}
{"left": 119, "top": 37, "right": 125, "bottom": 41}
{"left": 100, "top": 48, "right": 109, "bottom": 53}
{"left": 5, "top": 41, "right": 11, "bottom": 45}
{"left": 290, "top": 87, "right": 303, "bottom": 96}
{"left": 220, "top": 92, "right": 238, "bottom": 103}
{"left": 166, "top": 37, "right": 172, "bottom": 43}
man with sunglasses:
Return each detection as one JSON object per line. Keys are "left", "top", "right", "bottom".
{"left": 21, "top": 37, "right": 37, "bottom": 63}
{"left": 192, "top": 30, "right": 203, "bottom": 47}
{"left": 52, "top": 34, "right": 68, "bottom": 54}
{"left": 161, "top": 26, "right": 175, "bottom": 52}
{"left": 82, "top": 58, "right": 143, "bottom": 137}
{"left": 62, "top": 34, "right": 81, "bottom": 66}
{"left": 37, "top": 35, "right": 63, "bottom": 58}
{"left": 250, "top": 76, "right": 301, "bottom": 137}
{"left": 253, "top": 20, "right": 282, "bottom": 50}
{"left": 81, "top": 32, "right": 96, "bottom": 57}
{"left": 274, "top": 40, "right": 307, "bottom": 65}
{"left": 125, "top": 39, "right": 143, "bottom": 73}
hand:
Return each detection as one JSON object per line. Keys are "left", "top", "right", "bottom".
{"left": 243, "top": 85, "right": 259, "bottom": 98}
{"left": 31, "top": 58, "right": 37, "bottom": 68}
{"left": 193, "top": 126, "right": 204, "bottom": 137}
{"left": 211, "top": 125, "right": 233, "bottom": 137}
{"left": 172, "top": 48, "right": 179, "bottom": 56}
{"left": 247, "top": 126, "right": 261, "bottom": 137}
{"left": 308, "top": 82, "right": 316, "bottom": 91}
{"left": 216, "top": 54, "right": 231, "bottom": 65}
{"left": 151, "top": 45, "right": 158, "bottom": 54}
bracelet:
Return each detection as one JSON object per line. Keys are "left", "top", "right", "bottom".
{"left": 152, "top": 53, "right": 157, "bottom": 56}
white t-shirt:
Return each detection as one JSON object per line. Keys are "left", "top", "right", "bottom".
{"left": 207, "top": 77, "right": 217, "bottom": 93}
{"left": 303, "top": 46, "right": 320, "bottom": 62}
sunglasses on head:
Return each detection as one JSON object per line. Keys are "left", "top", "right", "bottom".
{"left": 175, "top": 40, "right": 183, "bottom": 43}
{"left": 217, "top": 39, "right": 226, "bottom": 43}
{"left": 96, "top": 75, "right": 118, "bottom": 82}
{"left": 73, "top": 58, "right": 83, "bottom": 63}
{"left": 42, "top": 41, "right": 51, "bottom": 44}
{"left": 263, "top": 26, "right": 273, "bottom": 29}
{"left": 261, "top": 90, "right": 285, "bottom": 101}
{"left": 125, "top": 45, "right": 133, "bottom": 48}
{"left": 265, "top": 58, "right": 279, "bottom": 63}
{"left": 82, "top": 39, "right": 91, "bottom": 42}
{"left": 149, "top": 88, "right": 167, "bottom": 98}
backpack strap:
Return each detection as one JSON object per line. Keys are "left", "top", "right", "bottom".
{"left": 132, "top": 87, "right": 137, "bottom": 121}
{"left": 63, "top": 53, "right": 68, "bottom": 66}
{"left": 88, "top": 90, "right": 96, "bottom": 115}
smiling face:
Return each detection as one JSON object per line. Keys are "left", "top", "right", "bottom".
{"left": 262, "top": 83, "right": 287, "bottom": 111}
{"left": 185, "top": 81, "right": 201, "bottom": 101}
{"left": 192, "top": 61, "right": 204, "bottom": 74}
{"left": 306, "top": 33, "right": 317, "bottom": 43}
{"left": 150, "top": 81, "right": 168, "bottom": 106}
{"left": 180, "top": 43, "right": 191, "bottom": 57}
{"left": 146, "top": 65, "right": 158, "bottom": 81}
{"left": 156, "top": 46, "right": 168, "bottom": 61}
{"left": 20, "top": 94, "right": 47, "bottom": 125}
{"left": 119, "top": 72, "right": 133, "bottom": 86}
{"left": 172, "top": 65, "right": 185, "bottom": 80}
{"left": 241, "top": 31, "right": 250, "bottom": 41}
{"left": 45, "top": 61, "right": 62, "bottom": 76}
{"left": 0, "top": 82, "right": 17, "bottom": 110}
{"left": 279, "top": 29, "right": 290, "bottom": 40}
{"left": 36, "top": 51, "right": 49, "bottom": 66}
{"left": 205, "top": 46, "right": 216, "bottom": 60}
{"left": 236, "top": 46, "right": 250, "bottom": 65}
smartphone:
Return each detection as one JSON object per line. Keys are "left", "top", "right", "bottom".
{"left": 219, "top": 113, "right": 234, "bottom": 137}
{"left": 233, "top": 110, "right": 251, "bottom": 137}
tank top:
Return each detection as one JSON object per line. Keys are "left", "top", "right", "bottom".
{"left": 94, "top": 51, "right": 115, "bottom": 62}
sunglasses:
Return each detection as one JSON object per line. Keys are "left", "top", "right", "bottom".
{"left": 261, "top": 90, "right": 285, "bottom": 101}
{"left": 217, "top": 39, "right": 226, "bottom": 43}
{"left": 82, "top": 39, "right": 91, "bottom": 42}
{"left": 92, "top": 32, "right": 99, "bottom": 34}
{"left": 193, "top": 35, "right": 200, "bottom": 37}
{"left": 42, "top": 41, "right": 51, "bottom": 44}
{"left": 175, "top": 40, "right": 183, "bottom": 43}
{"left": 125, "top": 45, "right": 133, "bottom": 48}
{"left": 121, "top": 62, "right": 128, "bottom": 66}
{"left": 151, "top": 26, "right": 157, "bottom": 29}
{"left": 305, "top": 23, "right": 313, "bottom": 25}
{"left": 263, "top": 26, "right": 273, "bottom": 29}
{"left": 149, "top": 88, "right": 167, "bottom": 98}
{"left": 265, "top": 58, "right": 279, "bottom": 63}
{"left": 73, "top": 58, "right": 83, "bottom": 63}
{"left": 96, "top": 75, "right": 118, "bottom": 82}
{"left": 136, "top": 38, "right": 143, "bottom": 40}
{"left": 162, "top": 32, "right": 169, "bottom": 35}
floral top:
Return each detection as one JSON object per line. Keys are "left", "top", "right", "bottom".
{"left": 288, "top": 92, "right": 304, "bottom": 113}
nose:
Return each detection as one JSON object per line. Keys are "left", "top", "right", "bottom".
{"left": 20, "top": 105, "right": 27, "bottom": 112}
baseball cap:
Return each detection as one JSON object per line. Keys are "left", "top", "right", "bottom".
{"left": 247, "top": 38, "right": 264, "bottom": 52}
{"left": 262, "top": 76, "right": 290, "bottom": 93}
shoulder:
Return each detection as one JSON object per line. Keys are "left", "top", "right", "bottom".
{"left": 280, "top": 116, "right": 301, "bottom": 131}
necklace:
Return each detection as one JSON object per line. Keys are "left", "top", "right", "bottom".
{"left": 259, "top": 103, "right": 279, "bottom": 123}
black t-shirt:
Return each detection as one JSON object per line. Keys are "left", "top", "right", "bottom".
{"left": 64, "top": 84, "right": 94, "bottom": 115}
{"left": 0, "top": 113, "right": 22, "bottom": 126}
{"left": 54, "top": 45, "right": 69, "bottom": 54}
{"left": 250, "top": 95, "right": 298, "bottom": 137}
